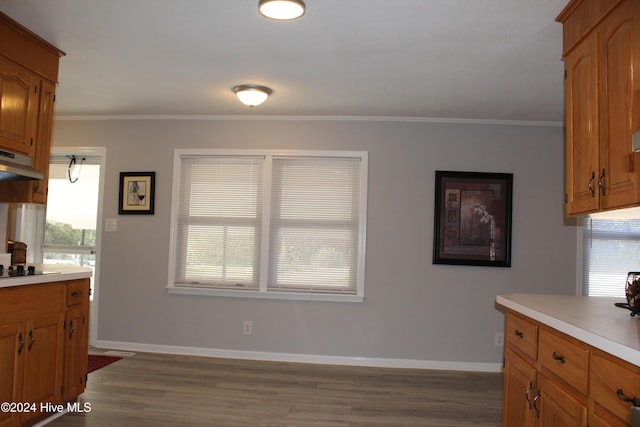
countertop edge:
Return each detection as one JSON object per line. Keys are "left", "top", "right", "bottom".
{"left": 0, "top": 267, "right": 92, "bottom": 289}
{"left": 496, "top": 294, "right": 640, "bottom": 367}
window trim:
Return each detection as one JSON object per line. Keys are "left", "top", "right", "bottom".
{"left": 166, "top": 149, "right": 368, "bottom": 302}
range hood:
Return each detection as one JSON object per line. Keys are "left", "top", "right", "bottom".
{"left": 0, "top": 149, "right": 43, "bottom": 181}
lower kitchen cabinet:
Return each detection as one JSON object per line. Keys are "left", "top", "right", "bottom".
{"left": 502, "top": 311, "right": 637, "bottom": 426}
{"left": 0, "top": 279, "right": 90, "bottom": 427}
{"left": 20, "top": 311, "right": 65, "bottom": 426}
{"left": 63, "top": 280, "right": 90, "bottom": 401}
{"left": 503, "top": 348, "right": 537, "bottom": 427}
{"left": 0, "top": 322, "right": 23, "bottom": 427}
{"left": 590, "top": 350, "right": 640, "bottom": 426}
{"left": 537, "top": 373, "right": 587, "bottom": 426}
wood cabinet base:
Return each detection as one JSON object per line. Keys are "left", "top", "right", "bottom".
{"left": 0, "top": 279, "right": 90, "bottom": 427}
{"left": 503, "top": 310, "right": 640, "bottom": 427}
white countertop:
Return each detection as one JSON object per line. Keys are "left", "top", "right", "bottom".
{"left": 0, "top": 264, "right": 92, "bottom": 289}
{"left": 496, "top": 293, "right": 640, "bottom": 367}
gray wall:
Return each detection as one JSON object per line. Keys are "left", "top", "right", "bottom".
{"left": 52, "top": 117, "right": 577, "bottom": 369}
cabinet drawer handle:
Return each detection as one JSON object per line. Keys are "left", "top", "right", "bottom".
{"left": 598, "top": 168, "right": 606, "bottom": 196}
{"left": 525, "top": 382, "right": 534, "bottom": 409}
{"left": 69, "top": 320, "right": 75, "bottom": 339}
{"left": 17, "top": 332, "right": 24, "bottom": 355}
{"left": 616, "top": 389, "right": 640, "bottom": 407}
{"left": 533, "top": 390, "right": 541, "bottom": 418}
{"left": 588, "top": 171, "right": 596, "bottom": 198}
{"left": 514, "top": 329, "right": 524, "bottom": 338}
{"left": 71, "top": 290, "right": 82, "bottom": 297}
{"left": 551, "top": 351, "right": 565, "bottom": 364}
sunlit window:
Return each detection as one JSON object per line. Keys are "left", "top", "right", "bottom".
{"left": 168, "top": 150, "right": 368, "bottom": 301}
{"left": 583, "top": 217, "right": 640, "bottom": 297}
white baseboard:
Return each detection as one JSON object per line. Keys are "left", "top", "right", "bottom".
{"left": 94, "top": 340, "right": 503, "bottom": 373}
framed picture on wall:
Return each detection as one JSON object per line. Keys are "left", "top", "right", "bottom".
{"left": 432, "top": 170, "right": 513, "bottom": 267}
{"left": 118, "top": 172, "right": 155, "bottom": 215}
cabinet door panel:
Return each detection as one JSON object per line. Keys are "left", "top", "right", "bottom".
{"left": 0, "top": 56, "right": 37, "bottom": 155}
{"left": 0, "top": 78, "right": 56, "bottom": 204}
{"left": 538, "top": 374, "right": 587, "bottom": 427}
{"left": 63, "top": 305, "right": 88, "bottom": 400}
{"left": 503, "top": 349, "right": 536, "bottom": 427}
{"left": 564, "top": 31, "right": 600, "bottom": 215}
{"left": 591, "top": 351, "right": 640, "bottom": 425}
{"left": 590, "top": 408, "right": 632, "bottom": 427}
{"left": 599, "top": 0, "right": 637, "bottom": 210}
{"left": 21, "top": 312, "right": 64, "bottom": 425}
{"left": 30, "top": 79, "right": 54, "bottom": 203}
{"left": 0, "top": 322, "right": 23, "bottom": 427}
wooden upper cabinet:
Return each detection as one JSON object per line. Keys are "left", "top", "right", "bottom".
{"left": 0, "top": 12, "right": 64, "bottom": 204}
{"left": 599, "top": 1, "right": 637, "bottom": 210}
{"left": 32, "top": 79, "right": 56, "bottom": 203}
{"left": 0, "top": 55, "right": 38, "bottom": 156}
{"left": 558, "top": 0, "right": 640, "bottom": 216}
{"left": 564, "top": 31, "right": 600, "bottom": 215}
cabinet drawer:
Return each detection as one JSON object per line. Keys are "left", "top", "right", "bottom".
{"left": 591, "top": 351, "right": 640, "bottom": 425}
{"left": 66, "top": 280, "right": 88, "bottom": 306}
{"left": 539, "top": 328, "right": 589, "bottom": 394}
{"left": 505, "top": 312, "right": 538, "bottom": 360}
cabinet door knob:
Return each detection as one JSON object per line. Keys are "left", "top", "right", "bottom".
{"left": 69, "top": 320, "right": 75, "bottom": 339}
{"left": 17, "top": 332, "right": 24, "bottom": 355}
{"left": 588, "top": 171, "right": 596, "bottom": 198}
{"left": 514, "top": 329, "right": 524, "bottom": 338}
{"left": 533, "top": 390, "right": 541, "bottom": 418}
{"left": 28, "top": 330, "right": 34, "bottom": 351}
{"left": 598, "top": 168, "right": 606, "bottom": 196}
{"left": 525, "top": 381, "right": 534, "bottom": 409}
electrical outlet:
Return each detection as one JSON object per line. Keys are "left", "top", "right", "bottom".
{"left": 243, "top": 320, "right": 253, "bottom": 335}
{"left": 495, "top": 332, "right": 504, "bottom": 347}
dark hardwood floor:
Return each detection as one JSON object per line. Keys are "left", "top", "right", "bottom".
{"left": 45, "top": 350, "right": 503, "bottom": 426}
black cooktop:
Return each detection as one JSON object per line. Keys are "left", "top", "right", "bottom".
{"left": 0, "top": 265, "right": 55, "bottom": 278}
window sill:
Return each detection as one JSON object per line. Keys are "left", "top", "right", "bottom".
{"left": 166, "top": 285, "right": 364, "bottom": 302}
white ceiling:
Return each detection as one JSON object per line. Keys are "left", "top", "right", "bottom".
{"left": 0, "top": 0, "right": 568, "bottom": 123}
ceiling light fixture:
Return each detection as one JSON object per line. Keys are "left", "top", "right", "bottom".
{"left": 258, "top": 0, "right": 305, "bottom": 20}
{"left": 232, "top": 84, "right": 273, "bottom": 107}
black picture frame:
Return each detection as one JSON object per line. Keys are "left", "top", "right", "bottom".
{"left": 118, "top": 172, "right": 155, "bottom": 215}
{"left": 433, "top": 170, "right": 513, "bottom": 267}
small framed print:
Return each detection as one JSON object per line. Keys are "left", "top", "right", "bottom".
{"left": 118, "top": 172, "right": 155, "bottom": 215}
{"left": 433, "top": 171, "right": 513, "bottom": 267}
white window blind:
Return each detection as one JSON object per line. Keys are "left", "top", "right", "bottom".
{"left": 169, "top": 150, "right": 367, "bottom": 301}
{"left": 583, "top": 217, "right": 640, "bottom": 297}
{"left": 174, "top": 156, "right": 263, "bottom": 289}
{"left": 268, "top": 157, "right": 361, "bottom": 294}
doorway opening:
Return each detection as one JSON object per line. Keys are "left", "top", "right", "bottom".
{"left": 42, "top": 148, "right": 105, "bottom": 345}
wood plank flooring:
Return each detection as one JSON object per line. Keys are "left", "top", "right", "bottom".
{"left": 45, "top": 350, "right": 503, "bottom": 426}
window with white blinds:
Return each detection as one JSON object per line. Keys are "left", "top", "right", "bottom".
{"left": 168, "top": 150, "right": 368, "bottom": 301}
{"left": 173, "top": 156, "right": 263, "bottom": 289}
{"left": 583, "top": 217, "right": 640, "bottom": 297}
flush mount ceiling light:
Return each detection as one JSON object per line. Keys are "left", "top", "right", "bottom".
{"left": 258, "top": 0, "right": 305, "bottom": 20}
{"left": 232, "top": 84, "right": 273, "bottom": 107}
